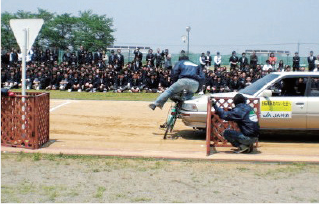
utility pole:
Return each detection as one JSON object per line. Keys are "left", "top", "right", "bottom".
{"left": 186, "top": 26, "right": 191, "bottom": 56}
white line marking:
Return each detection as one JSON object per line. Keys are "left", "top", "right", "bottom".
{"left": 50, "top": 101, "right": 72, "bottom": 112}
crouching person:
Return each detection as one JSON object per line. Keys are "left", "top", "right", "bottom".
{"left": 212, "top": 93, "right": 260, "bottom": 153}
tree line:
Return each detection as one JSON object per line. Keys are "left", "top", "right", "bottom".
{"left": 1, "top": 8, "right": 115, "bottom": 52}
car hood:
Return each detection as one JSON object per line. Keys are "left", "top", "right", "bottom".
{"left": 184, "top": 92, "right": 253, "bottom": 112}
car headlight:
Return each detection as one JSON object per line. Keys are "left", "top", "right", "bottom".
{"left": 182, "top": 103, "right": 198, "bottom": 112}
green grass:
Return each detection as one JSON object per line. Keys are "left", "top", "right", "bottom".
{"left": 11, "top": 89, "right": 160, "bottom": 101}
{"left": 94, "top": 186, "right": 106, "bottom": 199}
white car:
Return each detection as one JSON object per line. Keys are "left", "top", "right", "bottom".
{"left": 180, "top": 72, "right": 319, "bottom": 131}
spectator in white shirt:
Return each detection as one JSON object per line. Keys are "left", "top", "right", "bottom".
{"left": 262, "top": 60, "right": 273, "bottom": 71}
{"left": 214, "top": 51, "right": 222, "bottom": 70}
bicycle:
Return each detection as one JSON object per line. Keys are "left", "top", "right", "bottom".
{"left": 160, "top": 95, "right": 184, "bottom": 139}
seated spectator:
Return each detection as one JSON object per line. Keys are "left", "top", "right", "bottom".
{"left": 114, "top": 71, "right": 129, "bottom": 93}
{"left": 130, "top": 73, "right": 143, "bottom": 93}
{"left": 158, "top": 73, "right": 171, "bottom": 93}
{"left": 84, "top": 74, "right": 94, "bottom": 92}
{"left": 145, "top": 72, "right": 159, "bottom": 93}
{"left": 59, "top": 73, "right": 72, "bottom": 91}
{"left": 71, "top": 73, "right": 81, "bottom": 92}
{"left": 262, "top": 60, "right": 272, "bottom": 71}
{"left": 94, "top": 73, "right": 107, "bottom": 92}
{"left": 229, "top": 75, "right": 242, "bottom": 92}
{"left": 4, "top": 71, "right": 19, "bottom": 89}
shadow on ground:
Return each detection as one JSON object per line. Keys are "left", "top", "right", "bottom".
{"left": 172, "top": 129, "right": 319, "bottom": 144}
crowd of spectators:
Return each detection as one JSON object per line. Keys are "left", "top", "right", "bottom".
{"left": 1, "top": 47, "right": 319, "bottom": 95}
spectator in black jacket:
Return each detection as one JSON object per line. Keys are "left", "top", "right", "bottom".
{"left": 146, "top": 72, "right": 159, "bottom": 93}
{"left": 155, "top": 48, "right": 163, "bottom": 68}
{"left": 293, "top": 52, "right": 300, "bottom": 71}
{"left": 134, "top": 48, "right": 143, "bottom": 63}
{"left": 78, "top": 46, "right": 85, "bottom": 65}
{"left": 109, "top": 50, "right": 116, "bottom": 66}
{"left": 229, "top": 51, "right": 239, "bottom": 71}
{"left": 229, "top": 75, "right": 242, "bottom": 91}
{"left": 114, "top": 71, "right": 129, "bottom": 93}
{"left": 71, "top": 73, "right": 81, "bottom": 92}
{"left": 116, "top": 49, "right": 124, "bottom": 68}
{"left": 205, "top": 51, "right": 212, "bottom": 66}
{"left": 239, "top": 52, "right": 249, "bottom": 71}
{"left": 146, "top": 49, "right": 155, "bottom": 67}
{"left": 178, "top": 50, "right": 189, "bottom": 61}
{"left": 308, "top": 51, "right": 316, "bottom": 71}
{"left": 130, "top": 73, "right": 143, "bottom": 93}
{"left": 250, "top": 51, "right": 258, "bottom": 69}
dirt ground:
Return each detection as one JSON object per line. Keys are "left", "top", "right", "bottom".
{"left": 2, "top": 153, "right": 319, "bottom": 203}
{"left": 2, "top": 99, "right": 319, "bottom": 162}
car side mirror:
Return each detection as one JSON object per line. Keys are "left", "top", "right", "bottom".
{"left": 261, "top": 90, "right": 272, "bottom": 97}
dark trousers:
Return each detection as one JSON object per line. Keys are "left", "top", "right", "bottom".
{"left": 223, "top": 130, "right": 258, "bottom": 147}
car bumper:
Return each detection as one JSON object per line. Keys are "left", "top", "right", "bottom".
{"left": 180, "top": 110, "right": 207, "bottom": 128}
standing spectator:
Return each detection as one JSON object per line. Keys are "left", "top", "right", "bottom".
{"left": 308, "top": 51, "right": 316, "bottom": 71}
{"left": 199, "top": 53, "right": 206, "bottom": 69}
{"left": 70, "top": 52, "right": 77, "bottom": 65}
{"left": 78, "top": 46, "right": 85, "bottom": 65}
{"left": 268, "top": 52, "right": 277, "bottom": 64}
{"left": 239, "top": 52, "right": 249, "bottom": 71}
{"left": 229, "top": 51, "right": 238, "bottom": 71}
{"left": 86, "top": 52, "right": 94, "bottom": 64}
{"left": 214, "top": 51, "right": 222, "bottom": 70}
{"left": 178, "top": 50, "right": 189, "bottom": 61}
{"left": 315, "top": 55, "right": 319, "bottom": 69}
{"left": 109, "top": 50, "right": 116, "bottom": 66}
{"left": 94, "top": 49, "right": 103, "bottom": 64}
{"left": 9, "top": 49, "right": 18, "bottom": 65}
{"left": 133, "top": 48, "right": 143, "bottom": 63}
{"left": 146, "top": 49, "right": 155, "bottom": 67}
{"left": 205, "top": 51, "right": 212, "bottom": 67}
{"left": 116, "top": 49, "right": 124, "bottom": 68}
{"left": 292, "top": 52, "right": 300, "bottom": 71}
{"left": 163, "top": 49, "right": 172, "bottom": 70}
{"left": 155, "top": 48, "right": 163, "bottom": 68}
{"left": 63, "top": 49, "right": 71, "bottom": 64}
{"left": 250, "top": 51, "right": 258, "bottom": 69}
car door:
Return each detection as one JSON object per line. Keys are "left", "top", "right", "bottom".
{"left": 258, "top": 76, "right": 307, "bottom": 129}
{"left": 307, "top": 77, "right": 319, "bottom": 129}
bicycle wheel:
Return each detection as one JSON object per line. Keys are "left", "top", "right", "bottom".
{"left": 163, "top": 114, "right": 177, "bottom": 139}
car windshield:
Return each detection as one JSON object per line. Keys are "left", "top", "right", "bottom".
{"left": 239, "top": 74, "right": 279, "bottom": 95}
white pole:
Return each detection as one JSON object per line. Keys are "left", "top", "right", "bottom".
{"left": 21, "top": 28, "right": 27, "bottom": 96}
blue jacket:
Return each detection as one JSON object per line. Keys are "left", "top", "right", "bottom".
{"left": 171, "top": 60, "right": 205, "bottom": 86}
{"left": 213, "top": 103, "right": 260, "bottom": 137}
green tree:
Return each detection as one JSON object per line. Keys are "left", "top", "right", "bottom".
{"left": 1, "top": 9, "right": 115, "bottom": 52}
{"left": 1, "top": 12, "right": 18, "bottom": 50}
{"left": 73, "top": 10, "right": 115, "bottom": 51}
